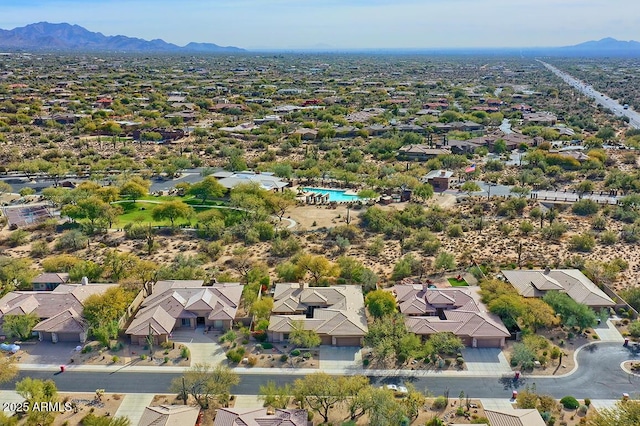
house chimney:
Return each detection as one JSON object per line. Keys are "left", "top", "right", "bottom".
{"left": 81, "top": 277, "right": 89, "bottom": 286}
{"left": 266, "top": 407, "right": 275, "bottom": 416}
{"left": 543, "top": 266, "right": 550, "bottom": 275}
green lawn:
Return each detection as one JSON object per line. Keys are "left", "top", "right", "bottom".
{"left": 114, "top": 201, "right": 233, "bottom": 227}
{"left": 447, "top": 277, "right": 468, "bottom": 287}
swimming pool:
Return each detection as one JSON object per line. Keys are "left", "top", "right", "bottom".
{"left": 302, "top": 187, "right": 361, "bottom": 202}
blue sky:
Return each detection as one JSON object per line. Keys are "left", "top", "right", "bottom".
{"left": 1, "top": 0, "right": 638, "bottom": 50}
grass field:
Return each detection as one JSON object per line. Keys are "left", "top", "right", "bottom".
{"left": 447, "top": 277, "right": 468, "bottom": 287}
{"left": 114, "top": 200, "right": 236, "bottom": 227}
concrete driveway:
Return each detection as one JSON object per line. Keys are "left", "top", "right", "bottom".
{"left": 169, "top": 328, "right": 226, "bottom": 365}
{"left": 18, "top": 341, "right": 81, "bottom": 365}
{"left": 594, "top": 319, "right": 624, "bottom": 343}
{"left": 461, "top": 348, "right": 511, "bottom": 374}
{"left": 319, "top": 345, "right": 362, "bottom": 369}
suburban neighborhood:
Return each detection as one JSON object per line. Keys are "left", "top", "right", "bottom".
{"left": 0, "top": 15, "right": 640, "bottom": 426}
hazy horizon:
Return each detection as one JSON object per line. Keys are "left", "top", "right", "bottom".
{"left": 2, "top": 0, "right": 638, "bottom": 50}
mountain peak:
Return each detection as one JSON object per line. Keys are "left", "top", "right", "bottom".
{"left": 0, "top": 22, "right": 244, "bottom": 53}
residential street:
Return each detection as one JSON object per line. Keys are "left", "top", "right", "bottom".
{"left": 2, "top": 343, "right": 638, "bottom": 399}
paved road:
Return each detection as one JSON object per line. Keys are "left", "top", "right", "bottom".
{"left": 538, "top": 60, "right": 640, "bottom": 129}
{"left": 3, "top": 343, "right": 639, "bottom": 399}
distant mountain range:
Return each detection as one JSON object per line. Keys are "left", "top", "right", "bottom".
{"left": 559, "top": 37, "right": 640, "bottom": 55}
{"left": 0, "top": 22, "right": 245, "bottom": 53}
{"left": 0, "top": 23, "right": 638, "bottom": 57}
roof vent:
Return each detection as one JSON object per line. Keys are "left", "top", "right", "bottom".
{"left": 543, "top": 266, "right": 550, "bottom": 275}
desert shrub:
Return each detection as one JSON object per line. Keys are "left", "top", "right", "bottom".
{"left": 432, "top": 395, "right": 447, "bottom": 409}
{"left": 111, "top": 356, "right": 119, "bottom": 363}
{"left": 262, "top": 342, "right": 273, "bottom": 349}
{"left": 628, "top": 320, "right": 640, "bottom": 337}
{"left": 541, "top": 222, "right": 568, "bottom": 240}
{"left": 180, "top": 346, "right": 190, "bottom": 359}
{"left": 161, "top": 341, "right": 174, "bottom": 350}
{"left": 163, "top": 356, "right": 169, "bottom": 363}
{"left": 247, "top": 356, "right": 257, "bottom": 366}
{"left": 280, "top": 354, "right": 288, "bottom": 362}
{"left": 226, "top": 347, "right": 246, "bottom": 363}
{"left": 447, "top": 224, "right": 464, "bottom": 237}
{"left": 560, "top": 396, "right": 579, "bottom": 409}
{"left": 599, "top": 230, "right": 618, "bottom": 245}
{"left": 584, "top": 398, "right": 591, "bottom": 407}
{"left": 290, "top": 349, "right": 301, "bottom": 356}
{"left": 568, "top": 233, "right": 596, "bottom": 252}
{"left": 140, "top": 354, "right": 147, "bottom": 360}
{"left": 572, "top": 199, "right": 599, "bottom": 216}
{"left": 577, "top": 404, "right": 588, "bottom": 415}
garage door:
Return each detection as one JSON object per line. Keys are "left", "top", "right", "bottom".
{"left": 320, "top": 335, "right": 332, "bottom": 345}
{"left": 476, "top": 338, "right": 502, "bottom": 348}
{"left": 335, "top": 337, "right": 362, "bottom": 347}
{"left": 57, "top": 333, "right": 80, "bottom": 342}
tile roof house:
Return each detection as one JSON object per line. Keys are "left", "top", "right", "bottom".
{"left": 126, "top": 280, "right": 242, "bottom": 345}
{"left": 213, "top": 407, "right": 309, "bottom": 426}
{"left": 397, "top": 145, "right": 451, "bottom": 161}
{"left": 0, "top": 282, "right": 118, "bottom": 343}
{"left": 138, "top": 404, "right": 200, "bottom": 426}
{"left": 392, "top": 285, "right": 510, "bottom": 348}
{"left": 484, "top": 408, "right": 546, "bottom": 426}
{"left": 32, "top": 272, "right": 70, "bottom": 291}
{"left": 268, "top": 283, "right": 368, "bottom": 347}
{"left": 501, "top": 269, "right": 615, "bottom": 310}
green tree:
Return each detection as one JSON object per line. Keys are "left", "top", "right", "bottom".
{"left": 187, "top": 176, "right": 226, "bottom": 203}
{"left": 152, "top": 201, "right": 194, "bottom": 226}
{"left": 543, "top": 291, "right": 597, "bottom": 331}
{"left": 0, "top": 353, "right": 18, "bottom": 384}
{"left": 488, "top": 294, "right": 525, "bottom": 330}
{"left": 460, "top": 181, "right": 481, "bottom": 196}
{"left": 0, "top": 256, "right": 36, "bottom": 294}
{"left": 296, "top": 253, "right": 339, "bottom": 286}
{"left": 119, "top": 180, "right": 148, "bottom": 202}
{"left": 413, "top": 183, "right": 435, "bottom": 202}
{"left": 258, "top": 381, "right": 291, "bottom": 409}
{"left": 55, "top": 229, "right": 89, "bottom": 251}
{"left": 3, "top": 313, "right": 40, "bottom": 340}
{"left": 250, "top": 297, "right": 274, "bottom": 321}
{"left": 15, "top": 377, "right": 59, "bottom": 426}
{"left": 293, "top": 373, "right": 366, "bottom": 423}
{"left": 170, "top": 363, "right": 239, "bottom": 409}
{"left": 434, "top": 251, "right": 456, "bottom": 272}
{"left": 365, "top": 289, "right": 398, "bottom": 318}
{"left": 587, "top": 400, "right": 640, "bottom": 426}
{"left": 289, "top": 320, "right": 321, "bottom": 348}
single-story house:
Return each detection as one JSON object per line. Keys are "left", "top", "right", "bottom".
{"left": 268, "top": 283, "right": 368, "bottom": 347}
{"left": 397, "top": 145, "right": 451, "bottom": 161}
{"left": 138, "top": 405, "right": 200, "bottom": 426}
{"left": 32, "top": 273, "right": 70, "bottom": 291}
{"left": 214, "top": 408, "right": 309, "bottom": 426}
{"left": 423, "top": 169, "right": 455, "bottom": 192}
{"left": 0, "top": 282, "right": 118, "bottom": 343}
{"left": 126, "top": 280, "right": 242, "bottom": 345}
{"left": 392, "top": 285, "right": 510, "bottom": 348}
{"left": 501, "top": 268, "right": 615, "bottom": 311}
{"left": 523, "top": 111, "right": 557, "bottom": 125}
{"left": 484, "top": 408, "right": 546, "bottom": 426}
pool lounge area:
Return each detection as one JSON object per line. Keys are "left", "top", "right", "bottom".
{"left": 300, "top": 187, "right": 362, "bottom": 204}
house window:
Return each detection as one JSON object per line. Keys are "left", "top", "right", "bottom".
{"left": 181, "top": 318, "right": 190, "bottom": 327}
{"left": 283, "top": 333, "right": 290, "bottom": 340}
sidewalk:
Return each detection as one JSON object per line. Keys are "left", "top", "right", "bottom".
{"left": 0, "top": 390, "right": 25, "bottom": 416}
